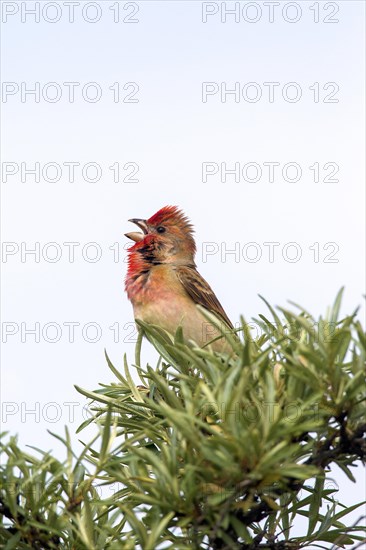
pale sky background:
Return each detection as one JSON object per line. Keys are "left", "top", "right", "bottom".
{"left": 1, "top": 0, "right": 365, "bottom": 544}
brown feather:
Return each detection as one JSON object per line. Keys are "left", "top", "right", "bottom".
{"left": 175, "top": 266, "right": 234, "bottom": 330}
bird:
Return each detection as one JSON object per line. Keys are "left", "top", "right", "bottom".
{"left": 125, "top": 206, "right": 235, "bottom": 353}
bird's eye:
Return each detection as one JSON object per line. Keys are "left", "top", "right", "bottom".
{"left": 157, "top": 226, "right": 166, "bottom": 233}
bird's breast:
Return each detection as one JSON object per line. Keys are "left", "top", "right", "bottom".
{"left": 126, "top": 266, "right": 178, "bottom": 304}
{"left": 128, "top": 265, "right": 184, "bottom": 321}
{"left": 126, "top": 265, "right": 231, "bottom": 352}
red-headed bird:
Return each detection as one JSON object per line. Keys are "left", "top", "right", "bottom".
{"left": 125, "top": 206, "right": 234, "bottom": 352}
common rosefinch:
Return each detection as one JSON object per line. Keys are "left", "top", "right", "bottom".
{"left": 125, "top": 206, "right": 234, "bottom": 353}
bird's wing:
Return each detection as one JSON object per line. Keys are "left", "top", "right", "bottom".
{"left": 175, "top": 266, "right": 234, "bottom": 329}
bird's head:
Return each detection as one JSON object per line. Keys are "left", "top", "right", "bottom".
{"left": 125, "top": 206, "right": 196, "bottom": 266}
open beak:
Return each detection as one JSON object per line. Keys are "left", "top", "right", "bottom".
{"left": 125, "top": 218, "right": 148, "bottom": 242}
